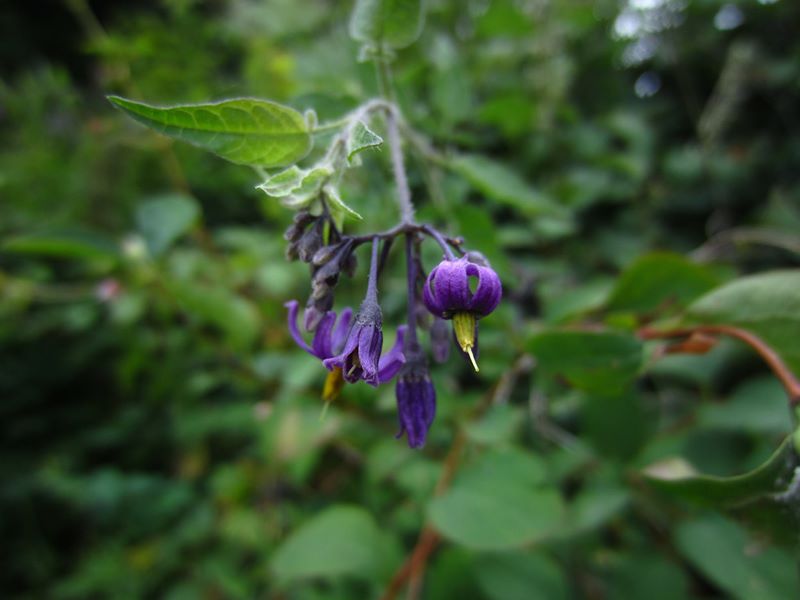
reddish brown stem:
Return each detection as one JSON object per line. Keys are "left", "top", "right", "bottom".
{"left": 639, "top": 324, "right": 800, "bottom": 406}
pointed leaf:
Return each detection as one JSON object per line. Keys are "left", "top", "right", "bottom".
{"left": 270, "top": 505, "right": 389, "bottom": 583}
{"left": 108, "top": 96, "right": 311, "bottom": 167}
{"left": 346, "top": 121, "right": 383, "bottom": 162}
{"left": 643, "top": 436, "right": 798, "bottom": 507}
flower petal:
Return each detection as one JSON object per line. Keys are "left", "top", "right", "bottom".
{"left": 284, "top": 300, "right": 313, "bottom": 354}
{"left": 377, "top": 325, "right": 407, "bottom": 384}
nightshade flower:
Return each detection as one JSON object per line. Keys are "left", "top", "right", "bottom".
{"left": 395, "top": 343, "right": 436, "bottom": 449}
{"left": 285, "top": 300, "right": 407, "bottom": 389}
{"left": 422, "top": 256, "right": 502, "bottom": 372}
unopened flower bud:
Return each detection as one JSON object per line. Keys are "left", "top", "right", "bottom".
{"left": 297, "top": 219, "right": 324, "bottom": 263}
{"left": 430, "top": 317, "right": 450, "bottom": 363}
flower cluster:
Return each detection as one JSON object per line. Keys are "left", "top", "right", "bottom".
{"left": 284, "top": 215, "right": 502, "bottom": 449}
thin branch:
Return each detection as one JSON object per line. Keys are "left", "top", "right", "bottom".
{"left": 639, "top": 324, "right": 800, "bottom": 407}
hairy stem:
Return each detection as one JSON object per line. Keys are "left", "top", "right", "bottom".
{"left": 365, "top": 237, "right": 380, "bottom": 304}
{"left": 386, "top": 108, "right": 416, "bottom": 224}
{"left": 405, "top": 233, "right": 419, "bottom": 345}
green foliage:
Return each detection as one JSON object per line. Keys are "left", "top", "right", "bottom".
{"left": 349, "top": 0, "right": 425, "bottom": 51}
{"left": 108, "top": 96, "right": 312, "bottom": 167}
{"left": 3, "top": 0, "right": 800, "bottom": 598}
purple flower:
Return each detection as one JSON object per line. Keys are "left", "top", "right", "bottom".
{"left": 286, "top": 300, "right": 407, "bottom": 386}
{"left": 422, "top": 256, "right": 501, "bottom": 372}
{"left": 395, "top": 344, "right": 436, "bottom": 449}
{"left": 285, "top": 300, "right": 352, "bottom": 360}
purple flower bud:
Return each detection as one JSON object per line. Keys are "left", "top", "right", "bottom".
{"left": 395, "top": 344, "right": 436, "bottom": 449}
{"left": 430, "top": 317, "right": 450, "bottom": 363}
{"left": 422, "top": 256, "right": 502, "bottom": 319}
{"left": 422, "top": 256, "right": 501, "bottom": 372}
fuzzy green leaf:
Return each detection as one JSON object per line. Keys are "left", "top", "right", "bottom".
{"left": 108, "top": 96, "right": 311, "bottom": 167}
{"left": 346, "top": 120, "right": 383, "bottom": 162}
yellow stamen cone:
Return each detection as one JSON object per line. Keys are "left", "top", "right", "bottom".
{"left": 453, "top": 312, "right": 479, "bottom": 372}
{"left": 320, "top": 367, "right": 345, "bottom": 420}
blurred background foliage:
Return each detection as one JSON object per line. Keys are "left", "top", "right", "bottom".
{"left": 2, "top": 0, "right": 800, "bottom": 598}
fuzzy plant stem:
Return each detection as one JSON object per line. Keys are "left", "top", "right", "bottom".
{"left": 365, "top": 236, "right": 380, "bottom": 304}
{"left": 405, "top": 233, "right": 419, "bottom": 346}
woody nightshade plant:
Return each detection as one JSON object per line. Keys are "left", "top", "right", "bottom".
{"left": 106, "top": 0, "right": 501, "bottom": 447}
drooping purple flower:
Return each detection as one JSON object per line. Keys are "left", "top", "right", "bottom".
{"left": 285, "top": 300, "right": 352, "bottom": 360}
{"left": 422, "top": 256, "right": 501, "bottom": 371}
{"left": 322, "top": 297, "right": 384, "bottom": 385}
{"left": 395, "top": 343, "right": 436, "bottom": 449}
{"left": 286, "top": 299, "right": 407, "bottom": 385}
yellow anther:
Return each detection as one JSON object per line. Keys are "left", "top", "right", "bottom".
{"left": 453, "top": 312, "right": 479, "bottom": 372}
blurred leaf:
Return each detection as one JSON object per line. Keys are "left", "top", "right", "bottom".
{"left": 475, "top": 551, "right": 568, "bottom": 600}
{"left": 165, "top": 279, "right": 260, "bottom": 349}
{"left": 346, "top": 120, "right": 382, "bottom": 161}
{"left": 136, "top": 194, "right": 199, "bottom": 256}
{"left": 2, "top": 230, "right": 118, "bottom": 261}
{"left": 643, "top": 435, "right": 798, "bottom": 507}
{"left": 428, "top": 447, "right": 562, "bottom": 550}
{"left": 528, "top": 330, "right": 643, "bottom": 393}
{"left": 675, "top": 514, "right": 800, "bottom": 599}
{"left": 583, "top": 391, "right": 652, "bottom": 460}
{"left": 464, "top": 405, "right": 523, "bottom": 446}
{"left": 684, "top": 270, "right": 800, "bottom": 373}
{"left": 607, "top": 252, "right": 722, "bottom": 313}
{"left": 349, "top": 0, "right": 425, "bottom": 50}
{"left": 605, "top": 554, "right": 690, "bottom": 600}
{"left": 697, "top": 376, "right": 793, "bottom": 434}
{"left": 108, "top": 96, "right": 311, "bottom": 167}
{"left": 270, "top": 505, "right": 388, "bottom": 583}
{"left": 450, "top": 154, "right": 559, "bottom": 216}
{"left": 562, "top": 483, "right": 629, "bottom": 536}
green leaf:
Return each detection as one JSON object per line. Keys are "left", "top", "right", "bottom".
{"left": 475, "top": 552, "right": 568, "bottom": 600}
{"left": 108, "top": 96, "right": 311, "bottom": 167}
{"left": 2, "top": 230, "right": 119, "bottom": 261}
{"left": 135, "top": 194, "right": 200, "bottom": 256}
{"left": 464, "top": 405, "right": 523, "bottom": 445}
{"left": 346, "top": 120, "right": 383, "bottom": 162}
{"left": 165, "top": 279, "right": 260, "bottom": 350}
{"left": 449, "top": 154, "right": 561, "bottom": 216}
{"left": 643, "top": 435, "right": 798, "bottom": 507}
{"left": 269, "top": 505, "right": 388, "bottom": 583}
{"left": 349, "top": 0, "right": 425, "bottom": 50}
{"left": 607, "top": 252, "right": 722, "bottom": 312}
{"left": 428, "top": 447, "right": 562, "bottom": 550}
{"left": 527, "top": 330, "right": 643, "bottom": 393}
{"left": 684, "top": 270, "right": 800, "bottom": 374}
{"left": 696, "top": 376, "right": 793, "bottom": 434}
{"left": 256, "top": 164, "right": 333, "bottom": 208}
{"left": 323, "top": 186, "right": 363, "bottom": 221}
{"left": 675, "top": 515, "right": 800, "bottom": 600}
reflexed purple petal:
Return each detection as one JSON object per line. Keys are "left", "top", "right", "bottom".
{"left": 465, "top": 263, "right": 502, "bottom": 316}
{"left": 310, "top": 311, "right": 337, "bottom": 358}
{"left": 423, "top": 265, "right": 446, "bottom": 317}
{"left": 285, "top": 300, "right": 313, "bottom": 354}
{"left": 437, "top": 258, "right": 470, "bottom": 311}
{"left": 331, "top": 307, "right": 353, "bottom": 355}
{"left": 377, "top": 325, "right": 407, "bottom": 384}
{"left": 322, "top": 323, "right": 361, "bottom": 373}
{"left": 358, "top": 324, "right": 383, "bottom": 384}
